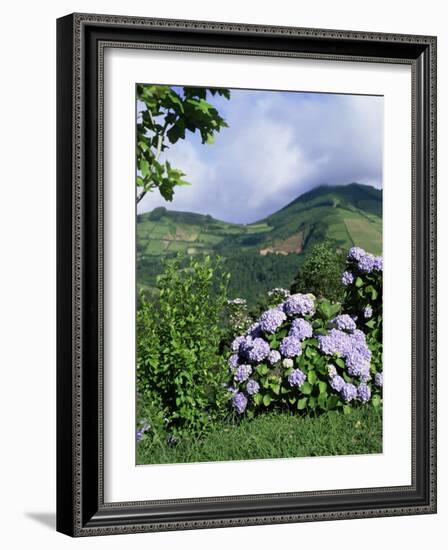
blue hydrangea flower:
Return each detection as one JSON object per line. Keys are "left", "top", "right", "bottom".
{"left": 340, "top": 383, "right": 358, "bottom": 402}
{"left": 363, "top": 305, "right": 373, "bottom": 319}
{"left": 246, "top": 379, "right": 260, "bottom": 395}
{"left": 287, "top": 368, "right": 307, "bottom": 388}
{"left": 330, "top": 374, "right": 345, "bottom": 392}
{"left": 279, "top": 336, "right": 302, "bottom": 358}
{"left": 234, "top": 364, "right": 252, "bottom": 382}
{"left": 342, "top": 271, "right": 354, "bottom": 286}
{"left": 267, "top": 349, "right": 281, "bottom": 365}
{"left": 245, "top": 337, "right": 270, "bottom": 362}
{"left": 357, "top": 383, "right": 371, "bottom": 403}
{"left": 358, "top": 253, "right": 376, "bottom": 273}
{"left": 332, "top": 314, "right": 356, "bottom": 333}
{"left": 232, "top": 392, "right": 248, "bottom": 414}
{"left": 374, "top": 372, "right": 383, "bottom": 388}
{"left": 289, "top": 318, "right": 313, "bottom": 340}
{"left": 259, "top": 307, "right": 287, "bottom": 333}
{"left": 373, "top": 256, "right": 383, "bottom": 271}
{"left": 347, "top": 247, "right": 366, "bottom": 262}
{"left": 283, "top": 293, "right": 315, "bottom": 317}
{"left": 228, "top": 354, "right": 239, "bottom": 371}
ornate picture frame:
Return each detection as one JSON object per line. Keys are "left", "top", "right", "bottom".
{"left": 56, "top": 13, "right": 436, "bottom": 536}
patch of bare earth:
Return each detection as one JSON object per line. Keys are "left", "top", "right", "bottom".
{"left": 259, "top": 231, "right": 303, "bottom": 256}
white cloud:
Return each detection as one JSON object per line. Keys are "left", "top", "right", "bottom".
{"left": 138, "top": 90, "right": 384, "bottom": 223}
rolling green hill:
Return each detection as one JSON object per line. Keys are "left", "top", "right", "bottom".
{"left": 137, "top": 183, "right": 382, "bottom": 303}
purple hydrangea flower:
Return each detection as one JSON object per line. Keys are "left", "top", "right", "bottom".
{"left": 340, "top": 383, "right": 358, "bottom": 402}
{"left": 283, "top": 293, "right": 315, "bottom": 317}
{"left": 267, "top": 349, "right": 281, "bottom": 365}
{"left": 347, "top": 246, "right": 366, "bottom": 262}
{"left": 289, "top": 318, "right": 313, "bottom": 340}
{"left": 358, "top": 253, "right": 376, "bottom": 273}
{"left": 357, "top": 383, "right": 371, "bottom": 403}
{"left": 330, "top": 374, "right": 345, "bottom": 391}
{"left": 228, "top": 354, "right": 239, "bottom": 371}
{"left": 363, "top": 305, "right": 373, "bottom": 319}
{"left": 287, "top": 368, "right": 307, "bottom": 388}
{"left": 245, "top": 337, "right": 270, "bottom": 362}
{"left": 231, "top": 335, "right": 246, "bottom": 352}
{"left": 374, "top": 372, "right": 383, "bottom": 388}
{"left": 259, "top": 307, "right": 287, "bottom": 333}
{"left": 318, "top": 329, "right": 351, "bottom": 356}
{"left": 352, "top": 329, "right": 367, "bottom": 344}
{"left": 246, "top": 379, "right": 260, "bottom": 395}
{"left": 234, "top": 364, "right": 252, "bottom": 382}
{"left": 279, "top": 336, "right": 302, "bottom": 358}
{"left": 246, "top": 322, "right": 262, "bottom": 338}
{"left": 332, "top": 314, "right": 357, "bottom": 333}
{"left": 342, "top": 271, "right": 355, "bottom": 286}
{"left": 373, "top": 256, "right": 383, "bottom": 271}
{"left": 359, "top": 363, "right": 371, "bottom": 382}
{"left": 232, "top": 392, "right": 248, "bottom": 414}
{"left": 346, "top": 350, "right": 370, "bottom": 377}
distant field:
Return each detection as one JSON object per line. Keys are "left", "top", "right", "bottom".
{"left": 344, "top": 217, "right": 382, "bottom": 255}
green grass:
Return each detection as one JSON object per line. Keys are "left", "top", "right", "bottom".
{"left": 136, "top": 406, "right": 382, "bottom": 465}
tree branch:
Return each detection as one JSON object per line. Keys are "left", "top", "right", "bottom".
{"left": 136, "top": 189, "right": 147, "bottom": 204}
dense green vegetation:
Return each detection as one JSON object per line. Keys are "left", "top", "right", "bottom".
{"left": 291, "top": 241, "right": 346, "bottom": 302}
{"left": 137, "top": 183, "right": 382, "bottom": 304}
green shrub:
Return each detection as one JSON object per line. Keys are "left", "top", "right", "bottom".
{"left": 290, "top": 240, "right": 345, "bottom": 302}
{"left": 137, "top": 254, "right": 230, "bottom": 438}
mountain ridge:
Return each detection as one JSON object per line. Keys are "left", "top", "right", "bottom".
{"left": 137, "top": 183, "right": 382, "bottom": 302}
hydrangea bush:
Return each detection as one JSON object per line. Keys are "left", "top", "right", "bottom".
{"left": 342, "top": 246, "right": 383, "bottom": 406}
{"left": 227, "top": 248, "right": 383, "bottom": 417}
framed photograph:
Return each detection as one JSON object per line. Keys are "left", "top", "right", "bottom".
{"left": 56, "top": 13, "right": 437, "bottom": 536}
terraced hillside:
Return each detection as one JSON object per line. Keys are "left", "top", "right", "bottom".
{"left": 137, "top": 183, "right": 382, "bottom": 303}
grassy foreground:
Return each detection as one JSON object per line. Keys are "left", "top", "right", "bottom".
{"left": 137, "top": 405, "right": 382, "bottom": 465}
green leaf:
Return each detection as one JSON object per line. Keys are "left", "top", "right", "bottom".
{"left": 300, "top": 382, "right": 312, "bottom": 395}
{"left": 256, "top": 364, "right": 268, "bottom": 376}
{"left": 372, "top": 394, "right": 382, "bottom": 408}
{"left": 327, "top": 395, "right": 339, "bottom": 410}
{"left": 318, "top": 381, "right": 328, "bottom": 394}
{"left": 355, "top": 277, "right": 364, "bottom": 288}
{"left": 263, "top": 394, "right": 272, "bottom": 407}
{"left": 253, "top": 393, "right": 262, "bottom": 406}
{"left": 318, "top": 393, "right": 327, "bottom": 409}
{"left": 343, "top": 404, "right": 352, "bottom": 415}
{"left": 297, "top": 397, "right": 308, "bottom": 410}
{"left": 307, "top": 370, "right": 317, "bottom": 385}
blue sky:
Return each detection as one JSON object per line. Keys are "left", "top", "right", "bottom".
{"left": 137, "top": 87, "right": 384, "bottom": 224}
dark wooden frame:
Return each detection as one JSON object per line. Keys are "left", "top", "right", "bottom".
{"left": 57, "top": 13, "right": 437, "bottom": 537}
